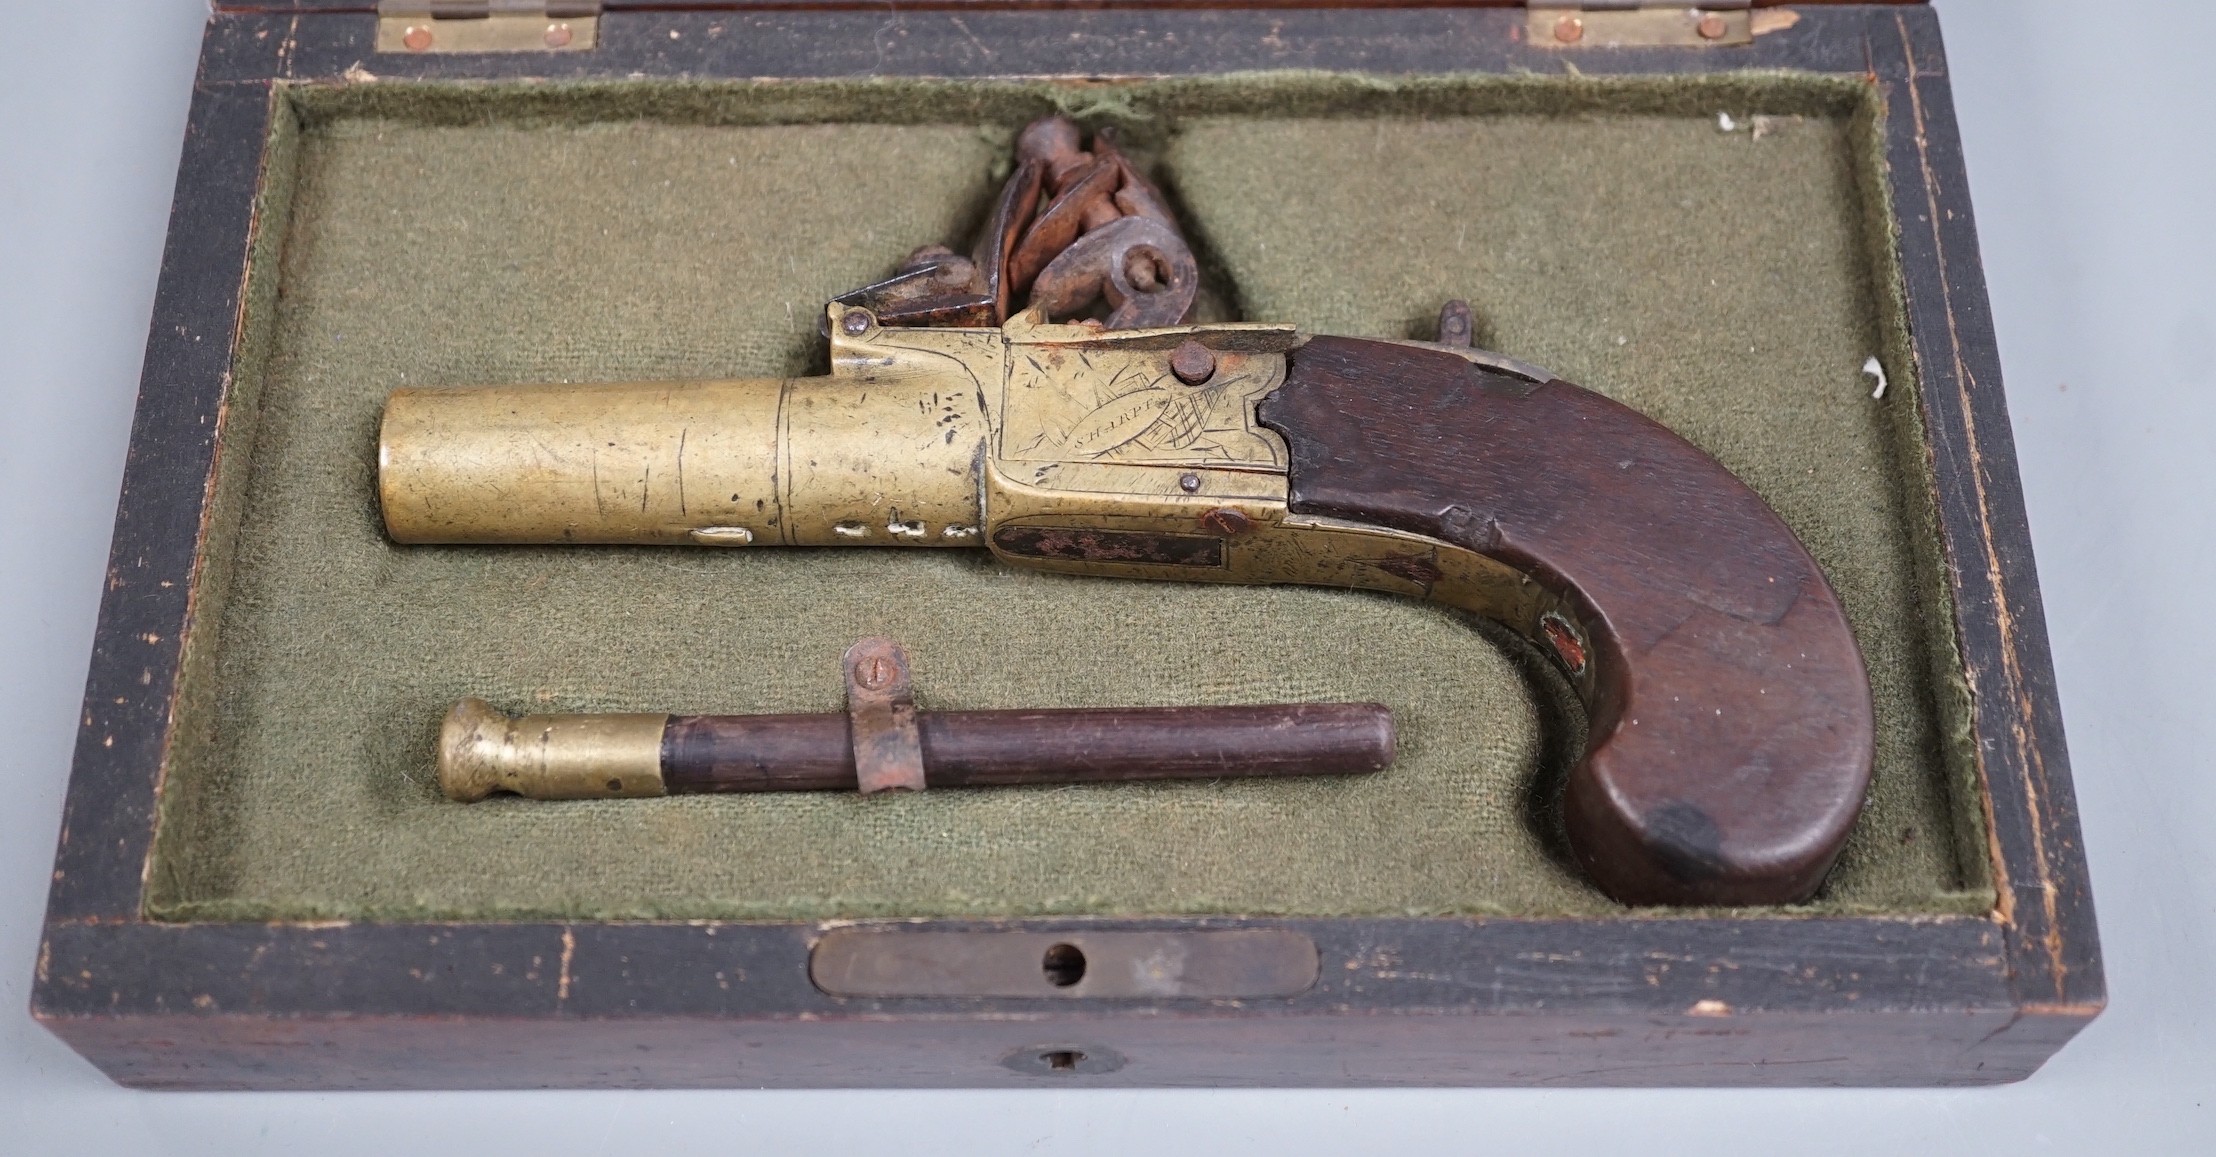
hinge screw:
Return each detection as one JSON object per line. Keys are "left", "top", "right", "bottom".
{"left": 1553, "top": 16, "right": 1584, "bottom": 44}
{"left": 1169, "top": 340, "right": 1216, "bottom": 385}
{"left": 840, "top": 309, "right": 872, "bottom": 337}
{"left": 545, "top": 23, "right": 574, "bottom": 49}
{"left": 402, "top": 25, "right": 434, "bottom": 52}
{"left": 1696, "top": 14, "right": 1729, "bottom": 40}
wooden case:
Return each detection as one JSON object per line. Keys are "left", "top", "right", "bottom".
{"left": 32, "top": 1, "right": 2102, "bottom": 1088}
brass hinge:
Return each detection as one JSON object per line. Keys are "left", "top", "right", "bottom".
{"left": 1529, "top": 2, "right": 1791, "bottom": 49}
{"left": 375, "top": 1, "right": 600, "bottom": 55}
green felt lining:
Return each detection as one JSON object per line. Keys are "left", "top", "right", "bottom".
{"left": 146, "top": 73, "right": 1990, "bottom": 922}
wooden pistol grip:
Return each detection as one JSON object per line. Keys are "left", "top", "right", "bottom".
{"left": 1258, "top": 337, "right": 1874, "bottom": 906}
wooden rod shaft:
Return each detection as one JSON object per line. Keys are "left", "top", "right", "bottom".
{"left": 661, "top": 702, "right": 1394, "bottom": 793}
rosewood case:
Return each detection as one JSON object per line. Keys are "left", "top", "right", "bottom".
{"left": 33, "top": 1, "right": 2101, "bottom": 1088}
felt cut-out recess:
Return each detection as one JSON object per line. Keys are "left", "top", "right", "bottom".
{"left": 145, "top": 74, "right": 1990, "bottom": 922}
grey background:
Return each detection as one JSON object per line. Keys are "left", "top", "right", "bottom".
{"left": 0, "top": 0, "right": 2207, "bottom": 1150}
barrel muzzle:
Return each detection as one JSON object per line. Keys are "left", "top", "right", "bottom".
{"left": 378, "top": 311, "right": 996, "bottom": 548}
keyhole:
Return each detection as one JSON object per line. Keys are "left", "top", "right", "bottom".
{"left": 1042, "top": 942, "right": 1086, "bottom": 987}
{"left": 1041, "top": 1049, "right": 1085, "bottom": 1071}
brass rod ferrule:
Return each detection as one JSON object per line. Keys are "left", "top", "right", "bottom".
{"left": 438, "top": 697, "right": 668, "bottom": 801}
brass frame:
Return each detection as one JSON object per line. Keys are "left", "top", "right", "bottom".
{"left": 379, "top": 307, "right": 1594, "bottom": 689}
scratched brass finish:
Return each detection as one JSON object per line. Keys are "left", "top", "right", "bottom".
{"left": 974, "top": 317, "right": 1588, "bottom": 694}
{"left": 993, "top": 313, "right": 1293, "bottom": 471}
{"left": 978, "top": 461, "right": 1585, "bottom": 696}
{"left": 380, "top": 308, "right": 1591, "bottom": 685}
{"left": 437, "top": 697, "right": 667, "bottom": 801}
{"left": 378, "top": 311, "right": 997, "bottom": 547}
{"left": 381, "top": 377, "right": 785, "bottom": 544}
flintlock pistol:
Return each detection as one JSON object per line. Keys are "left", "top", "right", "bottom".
{"left": 377, "top": 299, "right": 1874, "bottom": 907}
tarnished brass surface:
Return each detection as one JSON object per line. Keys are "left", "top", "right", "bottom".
{"left": 380, "top": 306, "right": 1590, "bottom": 688}
{"left": 375, "top": 13, "right": 599, "bottom": 55}
{"left": 438, "top": 697, "right": 667, "bottom": 801}
{"left": 382, "top": 377, "right": 785, "bottom": 545}
{"left": 977, "top": 461, "right": 1583, "bottom": 695}
{"left": 993, "top": 312, "right": 1292, "bottom": 471}
{"left": 379, "top": 310, "right": 996, "bottom": 547}
{"left": 1528, "top": 7, "right": 1752, "bottom": 49}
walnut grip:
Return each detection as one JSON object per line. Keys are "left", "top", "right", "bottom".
{"left": 1258, "top": 337, "right": 1874, "bottom": 906}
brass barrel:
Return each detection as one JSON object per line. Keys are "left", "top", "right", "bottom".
{"left": 379, "top": 372, "right": 987, "bottom": 547}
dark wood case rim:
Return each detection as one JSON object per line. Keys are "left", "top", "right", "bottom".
{"left": 34, "top": 4, "right": 2100, "bottom": 1088}
{"left": 215, "top": 1, "right": 1922, "bottom": 11}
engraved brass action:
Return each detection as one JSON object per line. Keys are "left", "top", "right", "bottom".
{"left": 380, "top": 306, "right": 1587, "bottom": 686}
